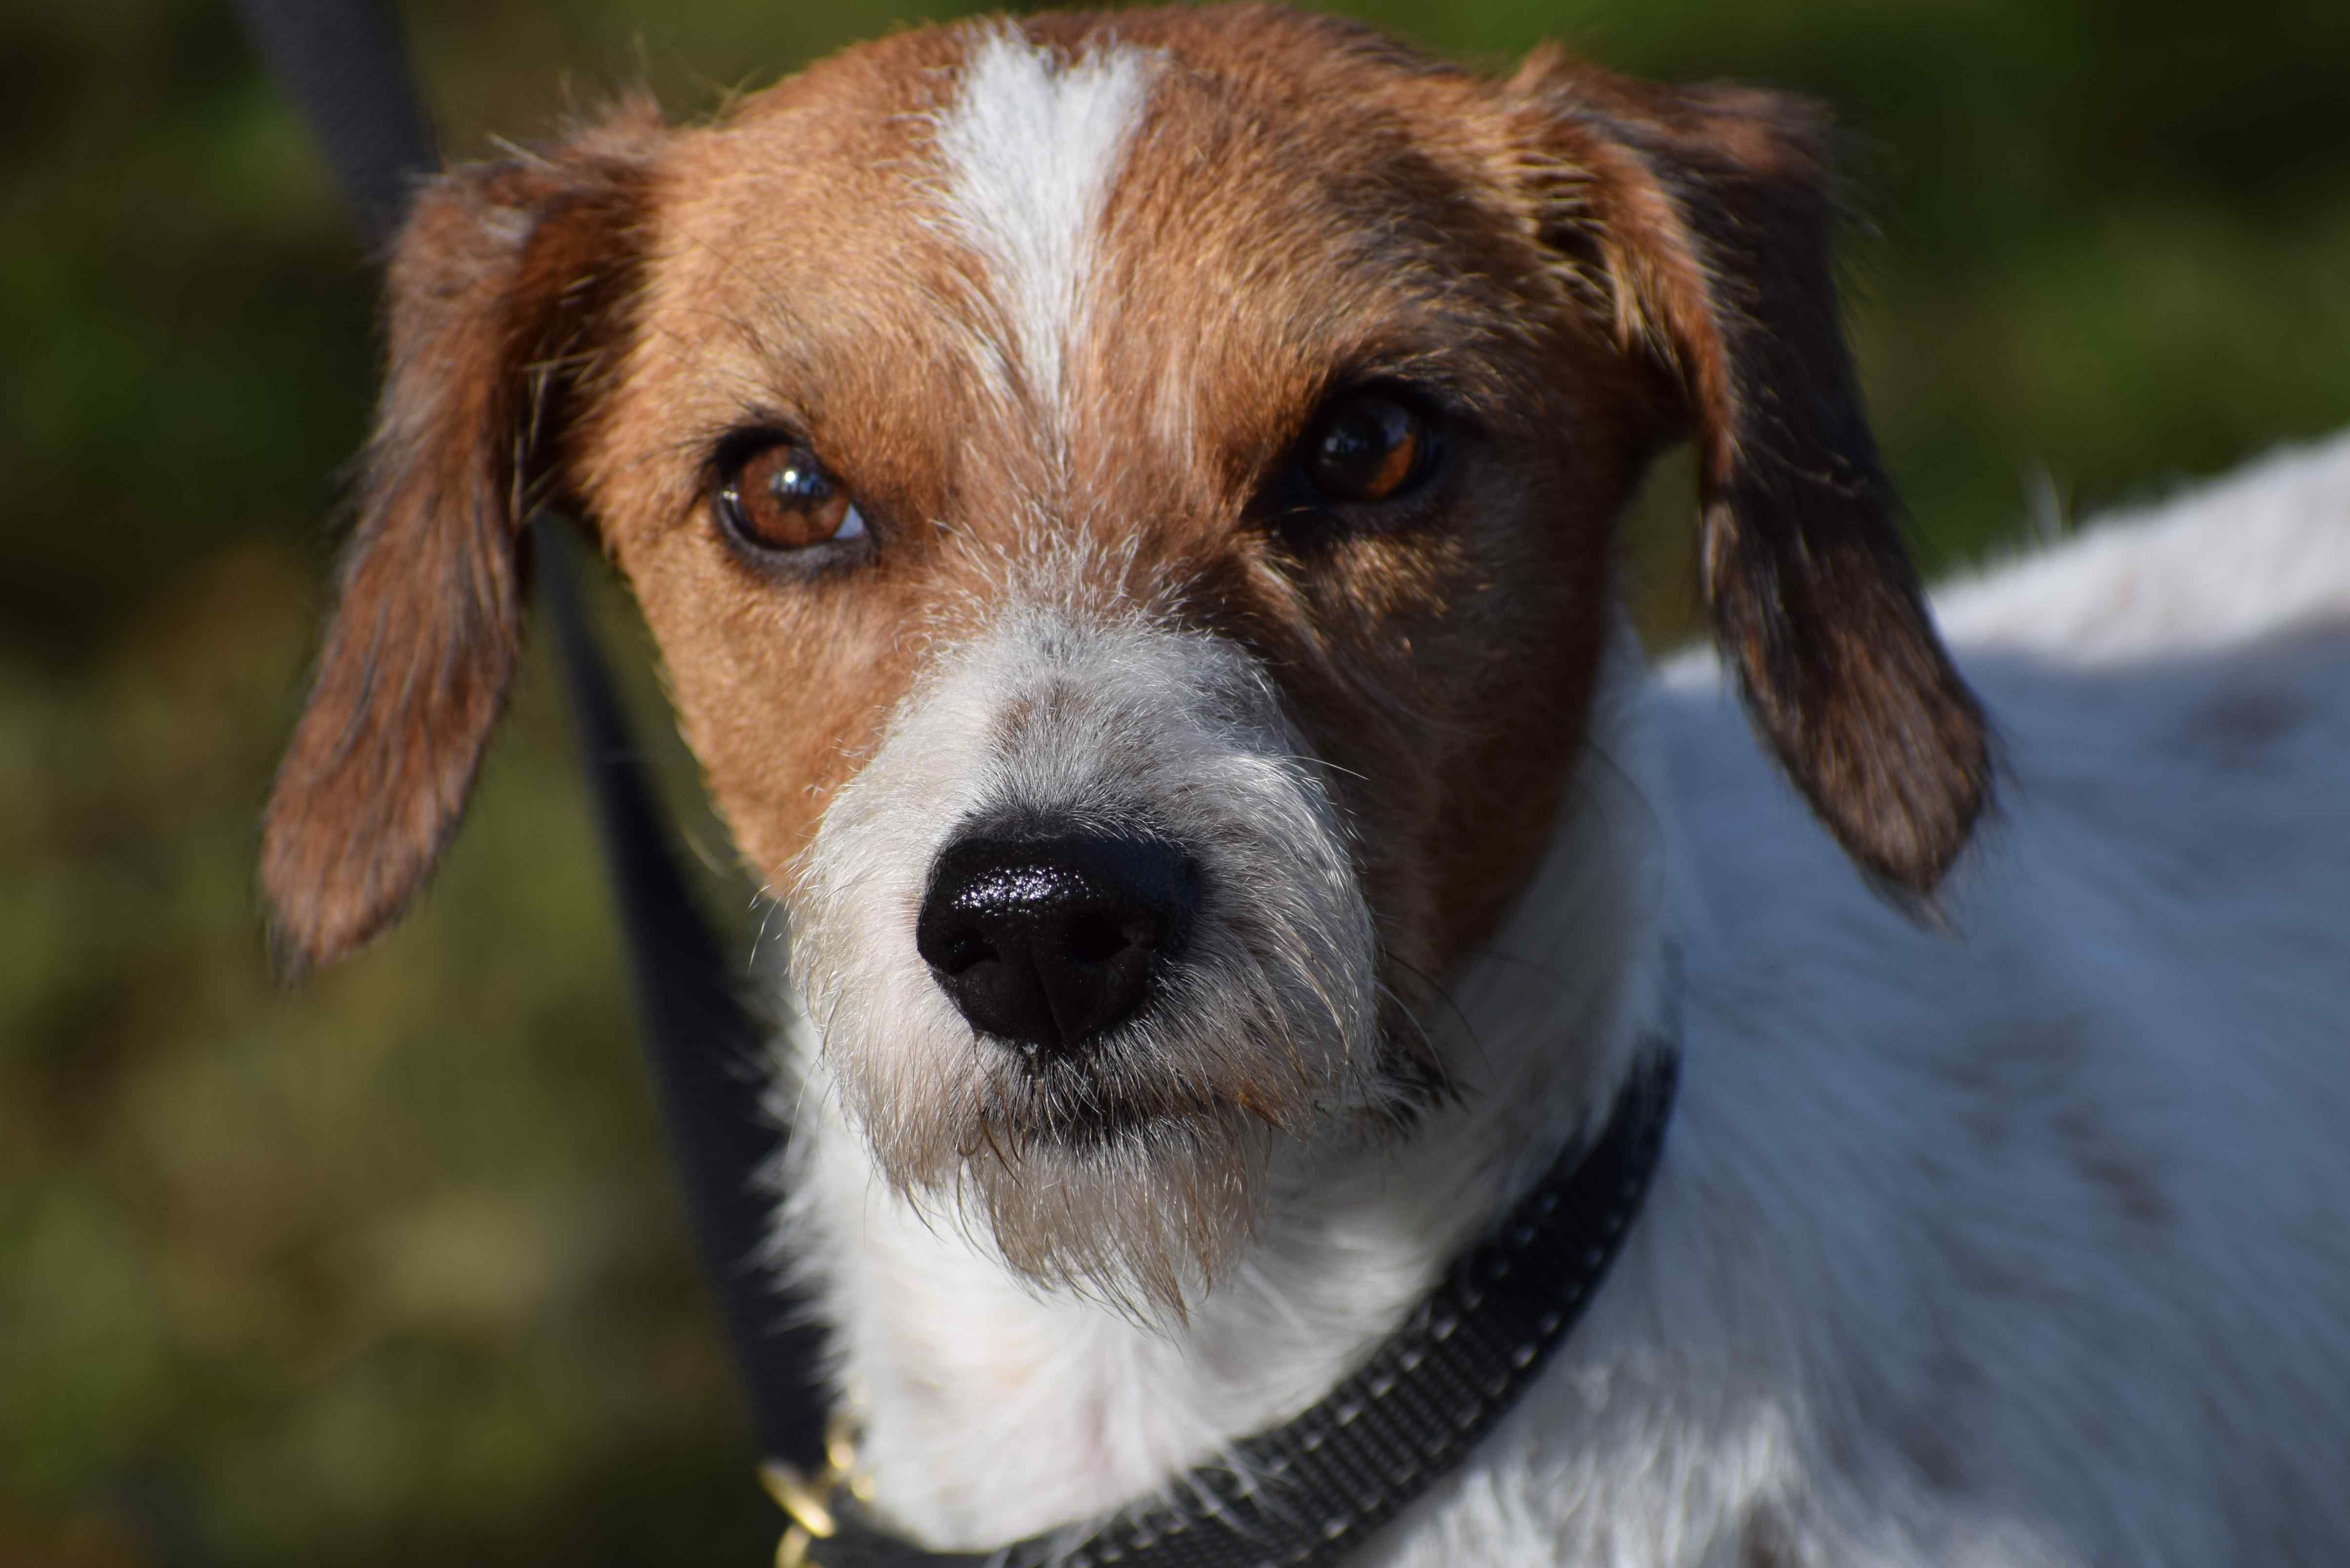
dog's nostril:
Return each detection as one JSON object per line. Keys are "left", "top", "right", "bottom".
{"left": 915, "top": 833, "right": 1195, "bottom": 1055}
{"left": 1064, "top": 913, "right": 1129, "bottom": 966}
{"left": 932, "top": 930, "right": 999, "bottom": 978}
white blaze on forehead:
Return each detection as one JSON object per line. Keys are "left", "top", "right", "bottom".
{"left": 933, "top": 24, "right": 1158, "bottom": 415}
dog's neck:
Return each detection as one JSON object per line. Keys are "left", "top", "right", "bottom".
{"left": 775, "top": 642, "right": 1673, "bottom": 1551}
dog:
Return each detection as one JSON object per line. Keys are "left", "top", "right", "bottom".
{"left": 259, "top": 7, "right": 2350, "bottom": 1563}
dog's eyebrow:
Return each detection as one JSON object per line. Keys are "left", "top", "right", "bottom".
{"left": 1254, "top": 344, "right": 1527, "bottom": 454}
{"left": 689, "top": 406, "right": 819, "bottom": 460}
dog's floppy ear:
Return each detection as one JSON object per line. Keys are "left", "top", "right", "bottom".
{"left": 262, "top": 104, "right": 661, "bottom": 971}
{"left": 1512, "top": 52, "right": 1991, "bottom": 895}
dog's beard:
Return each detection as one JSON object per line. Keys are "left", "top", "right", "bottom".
{"left": 834, "top": 890, "right": 1373, "bottom": 1317}
{"left": 790, "top": 598, "right": 1383, "bottom": 1317}
{"left": 873, "top": 1047, "right": 1289, "bottom": 1319}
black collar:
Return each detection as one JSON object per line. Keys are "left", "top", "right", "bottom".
{"left": 775, "top": 1048, "right": 1679, "bottom": 1568}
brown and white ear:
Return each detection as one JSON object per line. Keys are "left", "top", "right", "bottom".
{"left": 1512, "top": 52, "right": 1991, "bottom": 895}
{"left": 262, "top": 104, "right": 659, "bottom": 971}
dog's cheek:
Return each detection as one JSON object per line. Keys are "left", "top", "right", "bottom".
{"left": 1286, "top": 472, "right": 1613, "bottom": 976}
{"left": 1435, "top": 480, "right": 1624, "bottom": 961}
{"left": 607, "top": 534, "right": 922, "bottom": 887}
{"left": 1269, "top": 635, "right": 1449, "bottom": 993}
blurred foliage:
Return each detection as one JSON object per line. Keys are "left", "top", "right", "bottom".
{"left": 1, "top": 0, "right": 2345, "bottom": 1561}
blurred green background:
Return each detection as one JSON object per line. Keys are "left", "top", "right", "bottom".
{"left": 2, "top": 0, "right": 2345, "bottom": 1561}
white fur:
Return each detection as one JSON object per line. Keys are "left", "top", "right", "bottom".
{"left": 932, "top": 24, "right": 1158, "bottom": 418}
{"left": 768, "top": 431, "right": 2350, "bottom": 1565}
{"left": 789, "top": 545, "right": 1387, "bottom": 1316}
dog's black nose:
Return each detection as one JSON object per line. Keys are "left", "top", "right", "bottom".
{"left": 916, "top": 834, "right": 1195, "bottom": 1054}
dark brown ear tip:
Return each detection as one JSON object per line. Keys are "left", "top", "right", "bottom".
{"left": 1841, "top": 773, "right": 1992, "bottom": 896}
{"left": 261, "top": 907, "right": 320, "bottom": 986}
{"left": 1816, "top": 694, "right": 1996, "bottom": 902}
{"left": 258, "top": 802, "right": 420, "bottom": 980}
{"left": 259, "top": 875, "right": 413, "bottom": 980}
{"left": 1849, "top": 781, "right": 1991, "bottom": 934}
{"left": 1729, "top": 609, "right": 1996, "bottom": 905}
{"left": 259, "top": 860, "right": 352, "bottom": 982}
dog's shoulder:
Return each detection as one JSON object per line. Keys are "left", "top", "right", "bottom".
{"left": 1932, "top": 429, "right": 2350, "bottom": 663}
{"left": 1574, "top": 435, "right": 2350, "bottom": 1565}
{"left": 1933, "top": 431, "right": 2350, "bottom": 985}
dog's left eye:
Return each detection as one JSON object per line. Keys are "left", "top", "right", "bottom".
{"left": 1301, "top": 392, "right": 1435, "bottom": 505}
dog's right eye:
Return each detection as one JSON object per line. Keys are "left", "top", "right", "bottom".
{"left": 713, "top": 439, "right": 869, "bottom": 559}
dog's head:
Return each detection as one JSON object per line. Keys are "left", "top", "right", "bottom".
{"left": 263, "top": 6, "right": 1987, "bottom": 1309}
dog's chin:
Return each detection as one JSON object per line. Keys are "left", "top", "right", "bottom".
{"left": 964, "top": 1103, "right": 1278, "bottom": 1323}
{"left": 848, "top": 1035, "right": 1320, "bottom": 1321}
{"left": 960, "top": 1056, "right": 1216, "bottom": 1154}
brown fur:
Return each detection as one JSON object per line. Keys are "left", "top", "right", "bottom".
{"left": 1507, "top": 49, "right": 1992, "bottom": 895}
{"left": 264, "top": 5, "right": 1987, "bottom": 1004}
{"left": 261, "top": 103, "right": 661, "bottom": 969}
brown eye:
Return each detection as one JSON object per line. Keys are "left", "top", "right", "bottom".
{"left": 1302, "top": 393, "right": 1431, "bottom": 504}
{"left": 717, "top": 441, "right": 866, "bottom": 554}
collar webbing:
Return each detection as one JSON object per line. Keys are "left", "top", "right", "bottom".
{"left": 785, "top": 1048, "right": 1679, "bottom": 1568}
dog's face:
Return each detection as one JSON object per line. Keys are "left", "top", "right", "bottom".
{"left": 262, "top": 6, "right": 1986, "bottom": 1309}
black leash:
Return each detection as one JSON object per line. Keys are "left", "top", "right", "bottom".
{"left": 239, "top": 10, "right": 1683, "bottom": 1563}
{"left": 534, "top": 536, "right": 830, "bottom": 1471}
{"left": 229, "top": 0, "right": 830, "bottom": 1473}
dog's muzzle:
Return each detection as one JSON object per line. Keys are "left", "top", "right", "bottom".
{"left": 916, "top": 833, "right": 1197, "bottom": 1056}
{"left": 789, "top": 599, "right": 1386, "bottom": 1306}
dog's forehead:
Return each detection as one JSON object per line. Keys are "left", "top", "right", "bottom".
{"left": 630, "top": 9, "right": 1543, "bottom": 518}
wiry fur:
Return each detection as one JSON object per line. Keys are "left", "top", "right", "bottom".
{"left": 792, "top": 542, "right": 1387, "bottom": 1313}
{"left": 930, "top": 26, "right": 1161, "bottom": 420}
{"left": 781, "top": 436, "right": 2350, "bottom": 1563}
{"left": 258, "top": 6, "right": 2350, "bottom": 1563}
